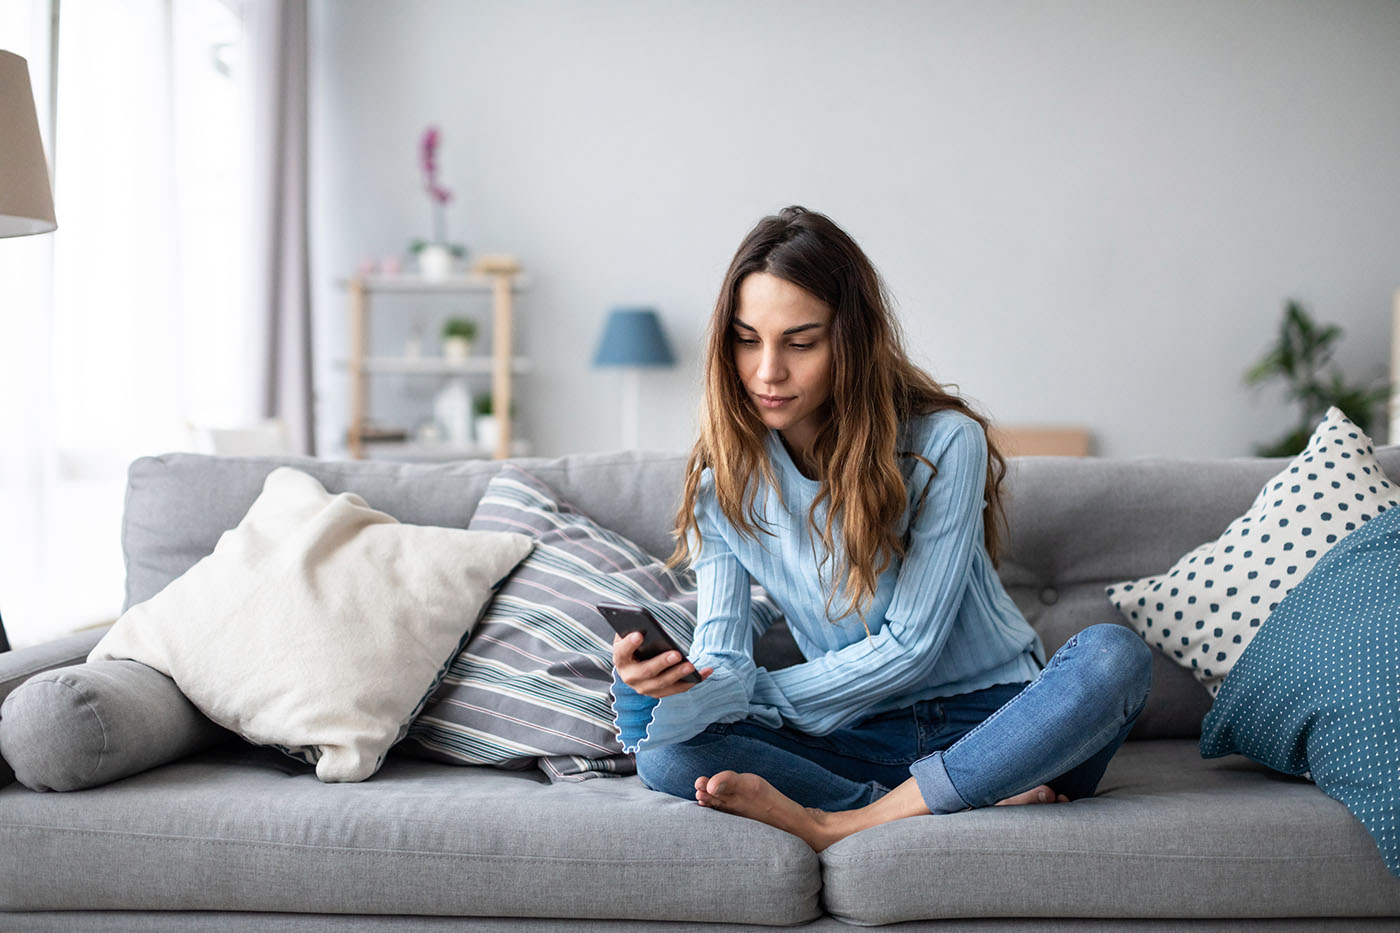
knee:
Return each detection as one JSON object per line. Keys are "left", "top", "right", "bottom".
{"left": 1075, "top": 623, "right": 1153, "bottom": 709}
{"left": 636, "top": 741, "right": 707, "bottom": 800}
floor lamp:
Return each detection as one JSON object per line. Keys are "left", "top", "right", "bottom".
{"left": 0, "top": 50, "right": 60, "bottom": 651}
{"left": 593, "top": 308, "right": 676, "bottom": 450}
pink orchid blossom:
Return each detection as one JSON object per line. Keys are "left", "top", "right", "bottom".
{"left": 420, "top": 126, "right": 452, "bottom": 205}
{"left": 417, "top": 124, "right": 462, "bottom": 252}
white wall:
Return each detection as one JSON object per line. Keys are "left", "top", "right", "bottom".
{"left": 309, "top": 0, "right": 1400, "bottom": 460}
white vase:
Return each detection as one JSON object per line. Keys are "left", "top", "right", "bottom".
{"left": 418, "top": 243, "right": 453, "bottom": 280}
{"left": 432, "top": 378, "right": 473, "bottom": 446}
{"left": 475, "top": 415, "right": 500, "bottom": 452}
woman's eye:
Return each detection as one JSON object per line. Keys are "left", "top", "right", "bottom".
{"left": 734, "top": 336, "right": 759, "bottom": 346}
{"left": 789, "top": 343, "right": 813, "bottom": 351}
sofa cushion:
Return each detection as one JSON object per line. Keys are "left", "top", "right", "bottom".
{"left": 0, "top": 659, "right": 228, "bottom": 792}
{"left": 1201, "top": 502, "right": 1400, "bottom": 875}
{"left": 0, "top": 746, "right": 820, "bottom": 925}
{"left": 1105, "top": 408, "right": 1397, "bottom": 696}
{"left": 92, "top": 467, "right": 532, "bottom": 783}
{"left": 818, "top": 739, "right": 1400, "bottom": 924}
{"left": 400, "top": 465, "right": 782, "bottom": 781}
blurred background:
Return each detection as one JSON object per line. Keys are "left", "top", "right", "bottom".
{"left": 2, "top": 0, "right": 1399, "bottom": 646}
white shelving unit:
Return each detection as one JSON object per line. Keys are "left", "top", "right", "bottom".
{"left": 342, "top": 266, "right": 528, "bottom": 460}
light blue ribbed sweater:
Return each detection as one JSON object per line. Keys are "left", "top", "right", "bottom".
{"left": 612, "top": 409, "right": 1045, "bottom": 753}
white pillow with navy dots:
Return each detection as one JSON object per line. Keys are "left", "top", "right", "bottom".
{"left": 1105, "top": 407, "right": 1399, "bottom": 697}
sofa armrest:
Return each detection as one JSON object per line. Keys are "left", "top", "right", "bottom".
{"left": 0, "top": 626, "right": 111, "bottom": 788}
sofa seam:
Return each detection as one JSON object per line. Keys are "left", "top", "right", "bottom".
{"left": 820, "top": 850, "right": 1384, "bottom": 865}
{"left": 0, "top": 822, "right": 819, "bottom": 867}
{"left": 8, "top": 680, "right": 110, "bottom": 784}
{"left": 144, "top": 453, "right": 684, "bottom": 477}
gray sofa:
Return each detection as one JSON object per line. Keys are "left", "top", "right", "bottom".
{"left": 2, "top": 448, "right": 1400, "bottom": 931}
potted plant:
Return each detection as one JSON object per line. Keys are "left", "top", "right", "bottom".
{"left": 441, "top": 317, "right": 477, "bottom": 361}
{"left": 409, "top": 125, "right": 466, "bottom": 280}
{"left": 473, "top": 392, "right": 499, "bottom": 452}
{"left": 473, "top": 392, "right": 516, "bottom": 451}
{"left": 1244, "top": 299, "right": 1390, "bottom": 456}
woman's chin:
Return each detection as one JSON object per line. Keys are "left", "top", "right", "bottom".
{"left": 755, "top": 411, "right": 793, "bottom": 433}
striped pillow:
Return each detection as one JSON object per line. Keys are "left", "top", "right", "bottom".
{"left": 399, "top": 465, "right": 781, "bottom": 781}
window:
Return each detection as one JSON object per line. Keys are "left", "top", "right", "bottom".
{"left": 0, "top": 0, "right": 255, "bottom": 647}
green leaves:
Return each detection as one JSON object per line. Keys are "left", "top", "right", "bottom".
{"left": 408, "top": 239, "right": 466, "bottom": 258}
{"left": 1245, "top": 300, "right": 1389, "bottom": 456}
{"left": 1244, "top": 301, "right": 1339, "bottom": 390}
{"left": 442, "top": 317, "right": 477, "bottom": 341}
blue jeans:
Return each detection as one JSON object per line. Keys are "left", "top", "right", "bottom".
{"left": 636, "top": 623, "right": 1152, "bottom": 813}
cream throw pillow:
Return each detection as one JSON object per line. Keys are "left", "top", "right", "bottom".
{"left": 90, "top": 467, "right": 532, "bottom": 782}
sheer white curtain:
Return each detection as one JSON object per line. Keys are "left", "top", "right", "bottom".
{"left": 0, "top": 0, "right": 259, "bottom": 648}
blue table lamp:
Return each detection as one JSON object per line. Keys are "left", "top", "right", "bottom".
{"left": 593, "top": 308, "right": 676, "bottom": 449}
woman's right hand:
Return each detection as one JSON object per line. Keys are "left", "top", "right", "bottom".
{"left": 612, "top": 632, "right": 713, "bottom": 699}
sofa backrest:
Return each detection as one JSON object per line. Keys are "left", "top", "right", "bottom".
{"left": 122, "top": 446, "right": 1400, "bottom": 742}
{"left": 121, "top": 450, "right": 686, "bottom": 611}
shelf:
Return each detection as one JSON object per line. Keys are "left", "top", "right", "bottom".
{"left": 337, "top": 274, "right": 530, "bottom": 293}
{"left": 339, "top": 357, "right": 531, "bottom": 375}
{"left": 361, "top": 438, "right": 533, "bottom": 462}
{"left": 345, "top": 263, "right": 525, "bottom": 460}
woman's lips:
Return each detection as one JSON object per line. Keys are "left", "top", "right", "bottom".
{"left": 755, "top": 393, "right": 794, "bottom": 409}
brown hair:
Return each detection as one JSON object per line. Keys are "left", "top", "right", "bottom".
{"left": 670, "top": 206, "right": 1008, "bottom": 624}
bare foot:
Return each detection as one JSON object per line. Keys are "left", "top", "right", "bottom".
{"left": 995, "top": 784, "right": 1070, "bottom": 806}
{"left": 693, "top": 771, "right": 843, "bottom": 851}
{"left": 691, "top": 772, "right": 1069, "bottom": 853}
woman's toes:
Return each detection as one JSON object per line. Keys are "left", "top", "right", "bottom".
{"left": 705, "top": 770, "right": 740, "bottom": 797}
{"left": 995, "top": 784, "right": 1062, "bottom": 806}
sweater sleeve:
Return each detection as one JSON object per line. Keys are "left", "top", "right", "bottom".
{"left": 751, "top": 417, "right": 988, "bottom": 735}
{"left": 610, "top": 480, "right": 775, "bottom": 754}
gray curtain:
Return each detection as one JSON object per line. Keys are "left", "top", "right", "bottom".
{"left": 246, "top": 0, "right": 314, "bottom": 454}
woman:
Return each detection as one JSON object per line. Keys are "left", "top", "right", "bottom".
{"left": 610, "top": 206, "right": 1151, "bottom": 851}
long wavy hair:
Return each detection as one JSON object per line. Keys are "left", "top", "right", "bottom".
{"left": 670, "top": 206, "right": 1009, "bottom": 625}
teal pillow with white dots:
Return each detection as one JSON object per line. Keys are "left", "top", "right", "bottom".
{"left": 1200, "top": 501, "right": 1400, "bottom": 876}
{"left": 1106, "top": 407, "right": 1399, "bottom": 696}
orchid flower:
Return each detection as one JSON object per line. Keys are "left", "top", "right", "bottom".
{"left": 418, "top": 125, "right": 458, "bottom": 249}
{"left": 420, "top": 126, "right": 453, "bottom": 205}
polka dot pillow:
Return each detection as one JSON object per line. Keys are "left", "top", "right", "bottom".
{"left": 1200, "top": 500, "right": 1400, "bottom": 876}
{"left": 1105, "top": 407, "right": 1399, "bottom": 696}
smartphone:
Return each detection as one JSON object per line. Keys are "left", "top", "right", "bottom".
{"left": 597, "top": 602, "right": 702, "bottom": 684}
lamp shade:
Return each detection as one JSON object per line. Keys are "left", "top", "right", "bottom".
{"left": 593, "top": 307, "right": 676, "bottom": 367}
{"left": 0, "top": 50, "right": 57, "bottom": 238}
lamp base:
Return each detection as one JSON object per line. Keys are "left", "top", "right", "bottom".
{"left": 621, "top": 370, "right": 639, "bottom": 450}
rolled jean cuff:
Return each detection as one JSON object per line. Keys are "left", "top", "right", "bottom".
{"left": 909, "top": 750, "right": 969, "bottom": 815}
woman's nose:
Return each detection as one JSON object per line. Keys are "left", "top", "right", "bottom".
{"left": 756, "top": 348, "right": 785, "bottom": 384}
